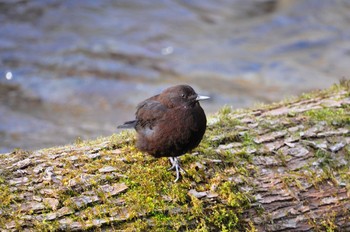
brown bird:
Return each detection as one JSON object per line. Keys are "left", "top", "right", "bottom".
{"left": 118, "top": 85, "right": 209, "bottom": 182}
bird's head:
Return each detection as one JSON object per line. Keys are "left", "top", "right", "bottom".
{"left": 160, "top": 85, "right": 209, "bottom": 107}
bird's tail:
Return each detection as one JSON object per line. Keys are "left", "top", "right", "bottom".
{"left": 117, "top": 120, "right": 137, "bottom": 129}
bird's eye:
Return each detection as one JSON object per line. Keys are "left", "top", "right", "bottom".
{"left": 181, "top": 93, "right": 186, "bottom": 98}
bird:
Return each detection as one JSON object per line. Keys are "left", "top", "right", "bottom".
{"left": 118, "top": 84, "right": 209, "bottom": 182}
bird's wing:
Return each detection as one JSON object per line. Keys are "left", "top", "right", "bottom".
{"left": 135, "top": 100, "right": 167, "bottom": 128}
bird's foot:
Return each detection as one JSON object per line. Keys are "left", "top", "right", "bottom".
{"left": 168, "top": 157, "right": 186, "bottom": 182}
{"left": 168, "top": 157, "right": 176, "bottom": 171}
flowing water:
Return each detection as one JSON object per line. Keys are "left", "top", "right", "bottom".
{"left": 1, "top": 0, "right": 350, "bottom": 152}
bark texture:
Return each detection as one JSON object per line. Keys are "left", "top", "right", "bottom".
{"left": 0, "top": 84, "right": 349, "bottom": 231}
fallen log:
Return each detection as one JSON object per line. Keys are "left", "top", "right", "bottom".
{"left": 0, "top": 81, "right": 349, "bottom": 231}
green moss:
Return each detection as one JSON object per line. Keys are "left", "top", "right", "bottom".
{"left": 219, "top": 182, "right": 251, "bottom": 209}
{"left": 258, "top": 118, "right": 287, "bottom": 132}
{"left": 239, "top": 132, "right": 257, "bottom": 148}
{"left": 210, "top": 206, "right": 239, "bottom": 231}
{"left": 321, "top": 219, "right": 337, "bottom": 232}
{"left": 0, "top": 185, "right": 12, "bottom": 207}
{"left": 305, "top": 108, "right": 349, "bottom": 125}
{"left": 316, "top": 211, "right": 337, "bottom": 232}
{"left": 281, "top": 174, "right": 303, "bottom": 190}
{"left": 219, "top": 105, "right": 234, "bottom": 115}
{"left": 315, "top": 149, "right": 335, "bottom": 168}
{"left": 34, "top": 220, "right": 60, "bottom": 232}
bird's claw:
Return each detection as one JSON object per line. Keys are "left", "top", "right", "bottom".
{"left": 168, "top": 157, "right": 186, "bottom": 182}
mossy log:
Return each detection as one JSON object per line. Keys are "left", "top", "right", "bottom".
{"left": 1, "top": 82, "right": 350, "bottom": 231}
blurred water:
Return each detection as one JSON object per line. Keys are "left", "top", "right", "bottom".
{"left": 1, "top": 0, "right": 350, "bottom": 152}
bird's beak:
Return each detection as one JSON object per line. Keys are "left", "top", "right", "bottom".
{"left": 196, "top": 95, "right": 210, "bottom": 101}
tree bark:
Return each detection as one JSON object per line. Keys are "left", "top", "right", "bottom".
{"left": 0, "top": 84, "right": 349, "bottom": 231}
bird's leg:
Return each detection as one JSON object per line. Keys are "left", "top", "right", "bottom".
{"left": 168, "top": 157, "right": 176, "bottom": 171}
{"left": 168, "top": 157, "right": 187, "bottom": 182}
